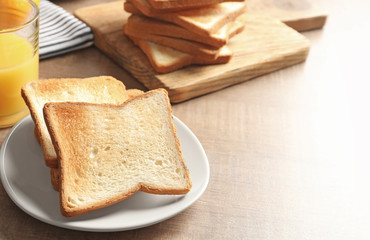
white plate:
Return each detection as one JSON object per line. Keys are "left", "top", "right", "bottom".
{"left": 0, "top": 116, "right": 209, "bottom": 232}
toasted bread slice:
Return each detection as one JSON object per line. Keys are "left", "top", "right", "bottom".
{"left": 21, "top": 76, "right": 129, "bottom": 168}
{"left": 43, "top": 89, "right": 192, "bottom": 217}
{"left": 146, "top": 0, "right": 245, "bottom": 10}
{"left": 50, "top": 167, "right": 60, "bottom": 191}
{"left": 130, "top": 37, "right": 232, "bottom": 73}
{"left": 125, "top": 14, "right": 245, "bottom": 48}
{"left": 34, "top": 126, "right": 41, "bottom": 145}
{"left": 126, "top": 88, "right": 145, "bottom": 98}
{"left": 49, "top": 88, "right": 145, "bottom": 192}
{"left": 125, "top": 0, "right": 247, "bottom": 36}
{"left": 124, "top": 24, "right": 221, "bottom": 59}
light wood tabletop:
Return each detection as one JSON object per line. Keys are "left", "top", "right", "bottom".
{"left": 1, "top": 0, "right": 370, "bottom": 239}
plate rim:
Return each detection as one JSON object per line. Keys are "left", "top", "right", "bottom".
{"left": 0, "top": 115, "right": 210, "bottom": 232}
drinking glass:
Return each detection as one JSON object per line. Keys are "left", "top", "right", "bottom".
{"left": 0, "top": 0, "right": 39, "bottom": 128}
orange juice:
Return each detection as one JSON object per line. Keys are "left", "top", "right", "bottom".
{"left": 0, "top": 0, "right": 39, "bottom": 127}
{"left": 0, "top": 34, "right": 39, "bottom": 123}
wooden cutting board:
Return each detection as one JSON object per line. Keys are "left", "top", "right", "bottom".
{"left": 75, "top": 1, "right": 316, "bottom": 103}
{"left": 247, "top": 0, "right": 327, "bottom": 31}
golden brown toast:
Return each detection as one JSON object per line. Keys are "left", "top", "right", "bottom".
{"left": 21, "top": 76, "right": 129, "bottom": 168}
{"left": 43, "top": 89, "right": 192, "bottom": 217}
{"left": 124, "top": 24, "right": 222, "bottom": 59}
{"left": 125, "top": 14, "right": 246, "bottom": 48}
{"left": 125, "top": 0, "right": 247, "bottom": 36}
{"left": 31, "top": 87, "right": 147, "bottom": 193}
{"left": 49, "top": 89, "right": 145, "bottom": 192}
{"left": 129, "top": 37, "right": 232, "bottom": 73}
{"left": 146, "top": 0, "right": 245, "bottom": 10}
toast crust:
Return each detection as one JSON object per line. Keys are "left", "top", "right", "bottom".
{"left": 44, "top": 89, "right": 192, "bottom": 217}
{"left": 50, "top": 167, "right": 60, "bottom": 191}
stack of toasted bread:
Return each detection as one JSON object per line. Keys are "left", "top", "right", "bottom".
{"left": 123, "top": 0, "right": 247, "bottom": 73}
{"left": 21, "top": 76, "right": 192, "bottom": 217}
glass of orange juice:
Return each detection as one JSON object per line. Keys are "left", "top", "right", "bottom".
{"left": 0, "top": 0, "right": 39, "bottom": 128}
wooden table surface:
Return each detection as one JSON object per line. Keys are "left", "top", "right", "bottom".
{"left": 1, "top": 0, "right": 370, "bottom": 239}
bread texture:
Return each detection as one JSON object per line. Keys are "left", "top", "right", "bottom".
{"left": 126, "top": 0, "right": 247, "bottom": 36}
{"left": 125, "top": 14, "right": 245, "bottom": 48}
{"left": 126, "top": 88, "right": 145, "bottom": 98}
{"left": 49, "top": 88, "right": 145, "bottom": 192}
{"left": 43, "top": 89, "right": 192, "bottom": 217}
{"left": 21, "top": 76, "right": 129, "bottom": 168}
{"left": 130, "top": 37, "right": 232, "bottom": 73}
